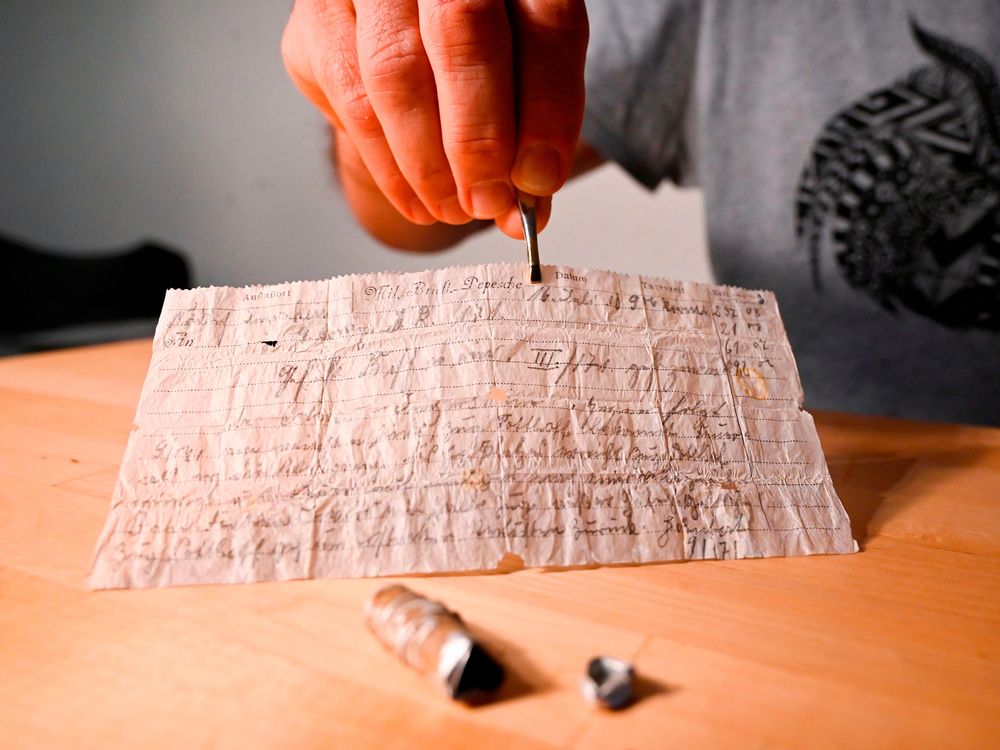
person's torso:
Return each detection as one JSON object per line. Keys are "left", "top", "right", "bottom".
{"left": 693, "top": 0, "right": 1000, "bottom": 424}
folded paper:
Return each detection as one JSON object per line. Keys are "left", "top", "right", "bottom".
{"left": 88, "top": 263, "right": 855, "bottom": 589}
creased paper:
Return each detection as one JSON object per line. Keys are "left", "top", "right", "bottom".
{"left": 88, "top": 263, "right": 855, "bottom": 589}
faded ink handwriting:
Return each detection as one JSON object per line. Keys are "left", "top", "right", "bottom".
{"left": 88, "top": 264, "right": 855, "bottom": 589}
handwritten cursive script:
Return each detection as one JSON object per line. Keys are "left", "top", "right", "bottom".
{"left": 88, "top": 264, "right": 855, "bottom": 589}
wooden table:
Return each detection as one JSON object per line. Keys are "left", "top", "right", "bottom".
{"left": 1, "top": 339, "right": 998, "bottom": 749}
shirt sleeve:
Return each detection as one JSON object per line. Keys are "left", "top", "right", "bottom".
{"left": 582, "top": 0, "right": 702, "bottom": 189}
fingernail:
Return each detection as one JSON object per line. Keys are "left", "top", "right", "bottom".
{"left": 468, "top": 180, "right": 514, "bottom": 219}
{"left": 437, "top": 195, "right": 472, "bottom": 225}
{"left": 515, "top": 145, "right": 562, "bottom": 194}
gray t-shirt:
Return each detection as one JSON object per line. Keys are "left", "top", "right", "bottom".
{"left": 582, "top": 0, "right": 1000, "bottom": 425}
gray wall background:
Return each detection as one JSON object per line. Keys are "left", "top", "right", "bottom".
{"left": 0, "top": 1, "right": 709, "bottom": 291}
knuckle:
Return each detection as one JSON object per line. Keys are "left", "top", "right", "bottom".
{"left": 297, "top": 1, "right": 359, "bottom": 80}
{"left": 363, "top": 27, "right": 426, "bottom": 83}
{"left": 338, "top": 87, "right": 378, "bottom": 132}
{"left": 304, "top": 0, "right": 351, "bottom": 28}
{"left": 412, "top": 164, "right": 455, "bottom": 194}
{"left": 314, "top": 28, "right": 358, "bottom": 87}
{"left": 522, "top": 85, "right": 585, "bottom": 131}
{"left": 527, "top": 86, "right": 583, "bottom": 114}
{"left": 314, "top": 48, "right": 378, "bottom": 131}
{"left": 447, "top": 131, "right": 509, "bottom": 158}
{"left": 383, "top": 170, "right": 413, "bottom": 199}
{"left": 425, "top": 0, "right": 506, "bottom": 47}
{"left": 428, "top": 0, "right": 501, "bottom": 24}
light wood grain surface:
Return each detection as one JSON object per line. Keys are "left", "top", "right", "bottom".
{"left": 1, "top": 339, "right": 998, "bottom": 749}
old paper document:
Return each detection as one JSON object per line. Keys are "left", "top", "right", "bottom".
{"left": 88, "top": 264, "right": 856, "bottom": 589}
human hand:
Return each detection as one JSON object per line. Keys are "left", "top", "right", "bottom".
{"left": 281, "top": 0, "right": 588, "bottom": 239}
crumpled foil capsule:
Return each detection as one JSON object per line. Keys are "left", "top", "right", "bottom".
{"left": 365, "top": 584, "right": 505, "bottom": 702}
{"left": 581, "top": 656, "right": 635, "bottom": 709}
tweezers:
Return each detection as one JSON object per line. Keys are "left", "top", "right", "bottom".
{"left": 517, "top": 191, "right": 542, "bottom": 284}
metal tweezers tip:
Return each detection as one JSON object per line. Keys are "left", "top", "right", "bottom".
{"left": 517, "top": 191, "right": 542, "bottom": 285}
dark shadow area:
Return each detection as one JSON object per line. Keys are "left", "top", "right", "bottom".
{"left": 464, "top": 623, "right": 554, "bottom": 706}
{"left": 0, "top": 232, "right": 189, "bottom": 355}
{"left": 629, "top": 672, "right": 673, "bottom": 707}
{"left": 827, "top": 455, "right": 917, "bottom": 547}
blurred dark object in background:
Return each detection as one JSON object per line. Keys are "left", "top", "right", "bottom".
{"left": 0, "top": 233, "right": 190, "bottom": 355}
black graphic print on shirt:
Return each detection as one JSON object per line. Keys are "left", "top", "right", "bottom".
{"left": 795, "top": 21, "right": 1000, "bottom": 330}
